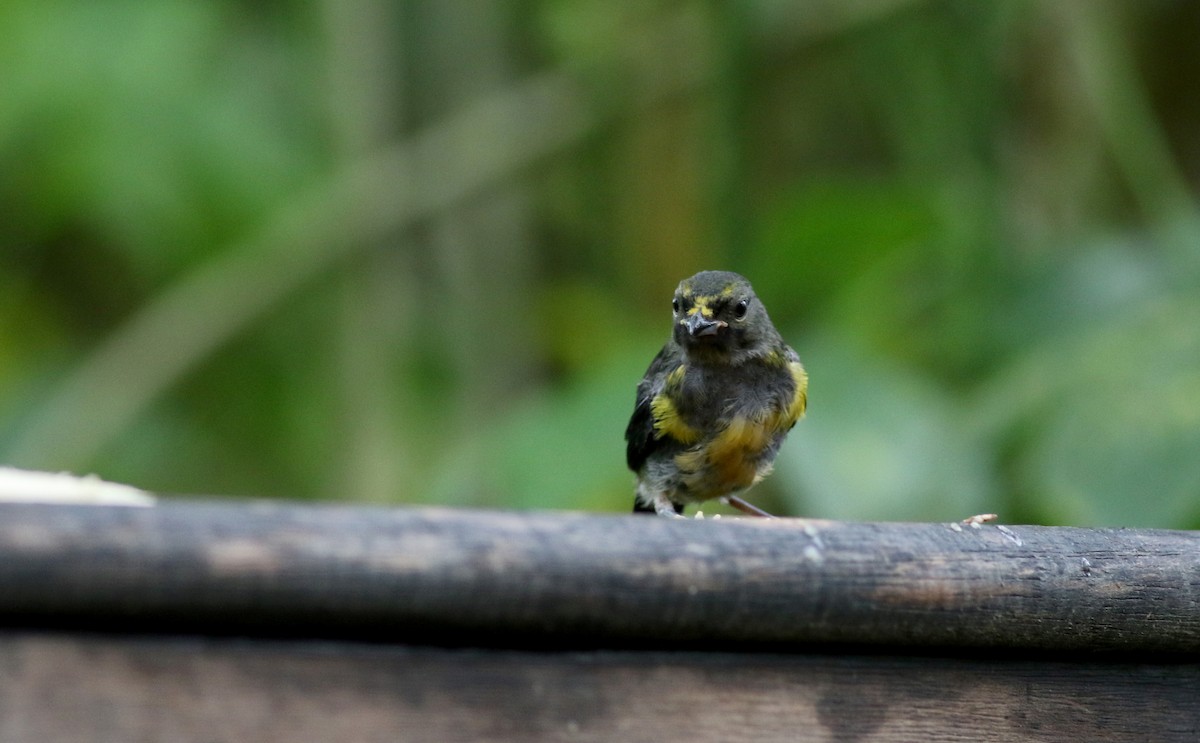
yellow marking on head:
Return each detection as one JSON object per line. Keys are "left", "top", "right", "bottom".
{"left": 719, "top": 285, "right": 736, "bottom": 298}
{"left": 687, "top": 297, "right": 715, "bottom": 318}
{"left": 651, "top": 391, "right": 701, "bottom": 445}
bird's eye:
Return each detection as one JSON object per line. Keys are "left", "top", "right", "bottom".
{"left": 734, "top": 299, "right": 749, "bottom": 320}
{"left": 672, "top": 297, "right": 680, "bottom": 313}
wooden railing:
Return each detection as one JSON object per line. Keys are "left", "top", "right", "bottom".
{"left": 1, "top": 501, "right": 1197, "bottom": 741}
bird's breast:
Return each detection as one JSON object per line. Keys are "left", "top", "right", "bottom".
{"left": 670, "top": 359, "right": 806, "bottom": 496}
{"left": 674, "top": 412, "right": 789, "bottom": 495}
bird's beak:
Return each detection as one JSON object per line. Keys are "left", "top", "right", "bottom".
{"left": 685, "top": 312, "right": 725, "bottom": 338}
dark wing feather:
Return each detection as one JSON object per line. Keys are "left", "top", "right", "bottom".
{"left": 624, "top": 343, "right": 678, "bottom": 472}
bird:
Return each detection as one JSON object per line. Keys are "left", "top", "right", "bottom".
{"left": 625, "top": 270, "right": 807, "bottom": 517}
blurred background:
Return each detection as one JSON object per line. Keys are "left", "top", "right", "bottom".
{"left": 1, "top": 0, "right": 1198, "bottom": 527}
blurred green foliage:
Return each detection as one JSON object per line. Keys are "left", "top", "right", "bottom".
{"left": 2, "top": 0, "right": 1199, "bottom": 527}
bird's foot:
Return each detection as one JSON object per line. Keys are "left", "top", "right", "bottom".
{"left": 654, "top": 494, "right": 686, "bottom": 518}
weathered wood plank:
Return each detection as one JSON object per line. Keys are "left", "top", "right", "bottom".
{"left": 0, "top": 632, "right": 1196, "bottom": 743}
{"left": 0, "top": 502, "right": 1197, "bottom": 652}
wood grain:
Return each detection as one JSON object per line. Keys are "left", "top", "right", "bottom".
{"left": 0, "top": 632, "right": 1196, "bottom": 743}
{"left": 0, "top": 502, "right": 1197, "bottom": 653}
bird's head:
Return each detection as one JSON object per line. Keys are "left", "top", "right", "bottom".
{"left": 670, "top": 271, "right": 779, "bottom": 364}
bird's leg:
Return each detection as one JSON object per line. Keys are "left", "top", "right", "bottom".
{"left": 654, "top": 493, "right": 686, "bottom": 518}
{"left": 722, "top": 495, "right": 775, "bottom": 518}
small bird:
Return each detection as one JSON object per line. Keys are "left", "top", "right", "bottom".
{"left": 625, "top": 270, "right": 807, "bottom": 517}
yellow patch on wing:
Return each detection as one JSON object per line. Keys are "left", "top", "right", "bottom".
{"left": 664, "top": 364, "right": 686, "bottom": 388}
{"left": 651, "top": 370, "right": 701, "bottom": 444}
{"left": 784, "top": 361, "right": 808, "bottom": 425}
{"left": 651, "top": 395, "right": 701, "bottom": 444}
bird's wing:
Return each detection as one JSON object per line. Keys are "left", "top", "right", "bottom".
{"left": 625, "top": 344, "right": 677, "bottom": 472}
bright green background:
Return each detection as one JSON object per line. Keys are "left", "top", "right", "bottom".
{"left": 2, "top": 1, "right": 1199, "bottom": 527}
